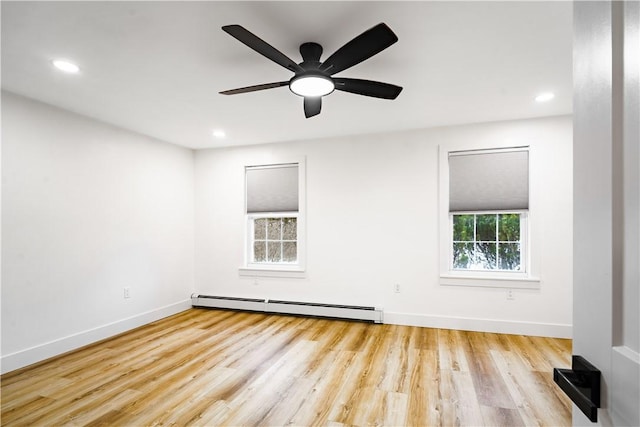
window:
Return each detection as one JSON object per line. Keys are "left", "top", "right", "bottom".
{"left": 439, "top": 146, "right": 538, "bottom": 287}
{"left": 452, "top": 212, "right": 524, "bottom": 271}
{"left": 242, "top": 161, "right": 305, "bottom": 275}
{"left": 448, "top": 148, "right": 528, "bottom": 273}
{"left": 251, "top": 215, "right": 297, "bottom": 264}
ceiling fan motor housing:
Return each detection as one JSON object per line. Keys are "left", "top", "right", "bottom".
{"left": 299, "top": 42, "right": 323, "bottom": 64}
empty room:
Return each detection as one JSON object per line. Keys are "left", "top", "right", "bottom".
{"left": 1, "top": 1, "right": 638, "bottom": 426}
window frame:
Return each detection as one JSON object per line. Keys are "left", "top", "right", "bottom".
{"left": 239, "top": 158, "right": 306, "bottom": 278}
{"left": 438, "top": 144, "right": 540, "bottom": 289}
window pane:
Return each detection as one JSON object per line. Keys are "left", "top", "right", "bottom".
{"left": 476, "top": 242, "right": 497, "bottom": 269}
{"left": 254, "top": 218, "right": 267, "bottom": 240}
{"left": 253, "top": 241, "right": 266, "bottom": 262}
{"left": 453, "top": 215, "right": 474, "bottom": 241}
{"left": 476, "top": 214, "right": 496, "bottom": 241}
{"left": 499, "top": 243, "right": 521, "bottom": 270}
{"left": 267, "top": 218, "right": 282, "bottom": 240}
{"left": 453, "top": 242, "right": 474, "bottom": 269}
{"left": 283, "top": 242, "right": 297, "bottom": 262}
{"left": 452, "top": 211, "right": 524, "bottom": 271}
{"left": 283, "top": 217, "right": 297, "bottom": 240}
{"left": 267, "top": 242, "right": 281, "bottom": 262}
{"left": 499, "top": 214, "right": 520, "bottom": 241}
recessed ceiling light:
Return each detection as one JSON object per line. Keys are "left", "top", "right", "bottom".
{"left": 52, "top": 59, "right": 80, "bottom": 74}
{"left": 212, "top": 130, "right": 226, "bottom": 139}
{"left": 535, "top": 92, "right": 555, "bottom": 103}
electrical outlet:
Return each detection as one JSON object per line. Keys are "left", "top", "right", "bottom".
{"left": 124, "top": 287, "right": 131, "bottom": 299}
{"left": 394, "top": 284, "right": 401, "bottom": 293}
{"left": 507, "top": 289, "right": 514, "bottom": 300}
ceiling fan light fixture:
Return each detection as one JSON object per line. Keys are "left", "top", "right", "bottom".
{"left": 290, "top": 75, "right": 334, "bottom": 97}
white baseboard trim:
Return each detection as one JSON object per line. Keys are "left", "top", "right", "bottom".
{"left": 1, "top": 299, "right": 192, "bottom": 374}
{"left": 384, "top": 311, "right": 572, "bottom": 338}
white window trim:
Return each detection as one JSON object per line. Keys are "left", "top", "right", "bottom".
{"left": 240, "top": 158, "right": 306, "bottom": 279}
{"left": 438, "top": 144, "right": 540, "bottom": 289}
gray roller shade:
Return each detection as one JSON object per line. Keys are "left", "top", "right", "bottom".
{"left": 449, "top": 149, "right": 529, "bottom": 212}
{"left": 246, "top": 164, "right": 298, "bottom": 213}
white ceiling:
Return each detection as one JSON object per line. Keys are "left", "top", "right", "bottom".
{"left": 1, "top": 1, "right": 572, "bottom": 149}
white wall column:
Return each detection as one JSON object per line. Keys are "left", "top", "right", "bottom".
{"left": 573, "top": 1, "right": 639, "bottom": 425}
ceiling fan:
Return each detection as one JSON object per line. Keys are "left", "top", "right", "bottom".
{"left": 219, "top": 23, "right": 403, "bottom": 118}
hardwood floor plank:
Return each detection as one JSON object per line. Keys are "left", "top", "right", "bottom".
{"left": 438, "top": 328, "right": 471, "bottom": 372}
{"left": 332, "top": 325, "right": 398, "bottom": 426}
{"left": 480, "top": 405, "right": 526, "bottom": 427}
{"left": 324, "top": 350, "right": 370, "bottom": 423}
{"left": 462, "top": 331, "right": 519, "bottom": 410}
{"left": 490, "top": 349, "right": 546, "bottom": 426}
{"left": 221, "top": 339, "right": 318, "bottom": 425}
{"left": 258, "top": 375, "right": 316, "bottom": 426}
{"left": 383, "top": 390, "right": 409, "bottom": 427}
{"left": 0, "top": 308, "right": 572, "bottom": 426}
{"left": 127, "top": 366, "right": 234, "bottom": 426}
{"left": 450, "top": 369, "right": 486, "bottom": 426}
{"left": 406, "top": 349, "right": 442, "bottom": 426}
{"left": 0, "top": 394, "right": 56, "bottom": 425}
{"left": 438, "top": 368, "right": 461, "bottom": 426}
{"left": 0, "top": 375, "right": 73, "bottom": 414}
{"left": 61, "top": 388, "right": 143, "bottom": 426}
{"left": 347, "top": 386, "right": 386, "bottom": 426}
{"left": 414, "top": 326, "right": 440, "bottom": 351}
{"left": 288, "top": 350, "right": 359, "bottom": 426}
{"left": 189, "top": 399, "right": 231, "bottom": 426}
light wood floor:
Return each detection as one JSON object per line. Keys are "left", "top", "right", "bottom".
{"left": 1, "top": 308, "right": 572, "bottom": 426}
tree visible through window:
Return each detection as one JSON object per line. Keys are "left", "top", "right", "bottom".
{"left": 452, "top": 213, "right": 521, "bottom": 271}
{"left": 252, "top": 216, "right": 297, "bottom": 263}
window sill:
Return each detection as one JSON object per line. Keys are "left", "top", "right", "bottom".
{"left": 239, "top": 266, "right": 306, "bottom": 279}
{"left": 440, "top": 274, "right": 540, "bottom": 289}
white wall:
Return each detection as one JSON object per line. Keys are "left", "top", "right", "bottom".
{"left": 1, "top": 91, "right": 195, "bottom": 373}
{"left": 195, "top": 115, "right": 573, "bottom": 338}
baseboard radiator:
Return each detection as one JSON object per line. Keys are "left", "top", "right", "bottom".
{"left": 191, "top": 294, "right": 383, "bottom": 323}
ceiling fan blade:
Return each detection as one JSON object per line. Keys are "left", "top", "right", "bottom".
{"left": 304, "top": 97, "right": 322, "bottom": 118}
{"left": 222, "top": 25, "right": 303, "bottom": 73}
{"left": 333, "top": 78, "right": 403, "bottom": 99}
{"left": 219, "top": 81, "right": 289, "bottom": 95}
{"left": 320, "top": 23, "right": 398, "bottom": 76}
